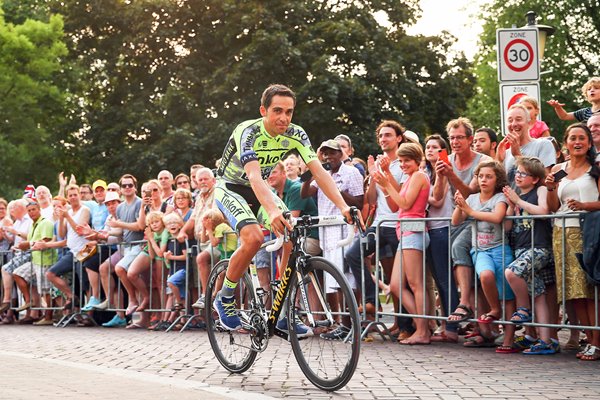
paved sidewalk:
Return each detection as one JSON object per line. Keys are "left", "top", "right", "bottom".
{"left": 0, "top": 325, "right": 598, "bottom": 399}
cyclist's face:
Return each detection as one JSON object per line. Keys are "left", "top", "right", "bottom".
{"left": 261, "top": 95, "right": 294, "bottom": 137}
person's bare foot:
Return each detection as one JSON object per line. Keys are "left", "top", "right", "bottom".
{"left": 399, "top": 332, "right": 431, "bottom": 345}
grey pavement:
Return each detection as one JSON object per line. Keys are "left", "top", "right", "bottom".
{"left": 0, "top": 323, "right": 598, "bottom": 399}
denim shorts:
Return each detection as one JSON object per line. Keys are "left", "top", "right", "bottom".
{"left": 471, "top": 245, "right": 515, "bottom": 301}
{"left": 397, "top": 232, "right": 430, "bottom": 252}
{"left": 167, "top": 269, "right": 186, "bottom": 296}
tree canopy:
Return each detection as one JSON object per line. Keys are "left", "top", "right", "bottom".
{"left": 1, "top": 0, "right": 475, "bottom": 193}
{"left": 466, "top": 0, "right": 600, "bottom": 140}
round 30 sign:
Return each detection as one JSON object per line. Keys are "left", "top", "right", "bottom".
{"left": 503, "top": 39, "right": 534, "bottom": 72}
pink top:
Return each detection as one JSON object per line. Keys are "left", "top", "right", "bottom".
{"left": 396, "top": 173, "right": 430, "bottom": 237}
{"left": 529, "top": 120, "right": 549, "bottom": 138}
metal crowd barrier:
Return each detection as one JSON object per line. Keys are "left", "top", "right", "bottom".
{"left": 364, "top": 212, "right": 600, "bottom": 339}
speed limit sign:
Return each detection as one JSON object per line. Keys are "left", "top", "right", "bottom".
{"left": 497, "top": 28, "right": 539, "bottom": 82}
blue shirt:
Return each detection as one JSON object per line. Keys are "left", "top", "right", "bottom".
{"left": 84, "top": 200, "right": 109, "bottom": 231}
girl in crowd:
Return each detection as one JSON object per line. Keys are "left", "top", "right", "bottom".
{"left": 192, "top": 208, "right": 237, "bottom": 310}
{"left": 172, "top": 188, "right": 194, "bottom": 222}
{"left": 374, "top": 142, "right": 431, "bottom": 345}
{"left": 520, "top": 97, "right": 550, "bottom": 138}
{"left": 423, "top": 135, "right": 460, "bottom": 343}
{"left": 126, "top": 211, "right": 168, "bottom": 324}
{"left": 161, "top": 213, "right": 188, "bottom": 330}
{"left": 452, "top": 161, "right": 516, "bottom": 349}
{"left": 546, "top": 123, "right": 600, "bottom": 361}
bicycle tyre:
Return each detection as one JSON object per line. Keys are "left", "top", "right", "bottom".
{"left": 205, "top": 259, "right": 258, "bottom": 373}
{"left": 288, "top": 256, "right": 360, "bottom": 391}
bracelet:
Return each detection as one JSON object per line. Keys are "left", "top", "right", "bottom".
{"left": 384, "top": 194, "right": 390, "bottom": 198}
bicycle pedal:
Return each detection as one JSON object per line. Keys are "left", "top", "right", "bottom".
{"left": 273, "top": 327, "right": 289, "bottom": 341}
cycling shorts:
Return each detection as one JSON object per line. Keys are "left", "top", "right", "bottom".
{"left": 214, "top": 179, "right": 288, "bottom": 232}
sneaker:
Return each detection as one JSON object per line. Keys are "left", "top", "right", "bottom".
{"left": 102, "top": 315, "right": 127, "bottom": 328}
{"left": 550, "top": 338, "right": 561, "bottom": 353}
{"left": 523, "top": 339, "right": 557, "bottom": 355}
{"left": 192, "top": 295, "right": 205, "bottom": 310}
{"left": 33, "top": 318, "right": 54, "bottom": 326}
{"left": 213, "top": 292, "right": 241, "bottom": 331}
{"left": 513, "top": 334, "right": 538, "bottom": 350}
{"left": 320, "top": 325, "right": 351, "bottom": 341}
{"left": 82, "top": 296, "right": 101, "bottom": 312}
{"left": 93, "top": 299, "right": 109, "bottom": 310}
{"left": 277, "top": 316, "right": 314, "bottom": 338}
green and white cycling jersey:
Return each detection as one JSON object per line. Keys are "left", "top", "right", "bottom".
{"left": 216, "top": 118, "right": 318, "bottom": 185}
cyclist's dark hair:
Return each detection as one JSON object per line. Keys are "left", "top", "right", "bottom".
{"left": 261, "top": 84, "right": 296, "bottom": 108}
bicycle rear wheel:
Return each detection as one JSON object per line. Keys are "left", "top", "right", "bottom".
{"left": 205, "top": 259, "right": 258, "bottom": 373}
{"left": 288, "top": 256, "right": 360, "bottom": 391}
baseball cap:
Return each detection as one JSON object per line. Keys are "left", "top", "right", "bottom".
{"left": 319, "top": 139, "right": 342, "bottom": 152}
{"left": 104, "top": 191, "right": 122, "bottom": 203}
{"left": 92, "top": 179, "right": 108, "bottom": 191}
{"left": 403, "top": 130, "right": 420, "bottom": 144}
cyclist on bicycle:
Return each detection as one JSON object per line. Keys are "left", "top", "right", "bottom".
{"left": 213, "top": 84, "right": 353, "bottom": 330}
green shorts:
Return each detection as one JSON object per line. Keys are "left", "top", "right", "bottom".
{"left": 214, "top": 179, "right": 288, "bottom": 232}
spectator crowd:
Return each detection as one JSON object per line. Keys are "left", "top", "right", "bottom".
{"left": 1, "top": 77, "right": 599, "bottom": 361}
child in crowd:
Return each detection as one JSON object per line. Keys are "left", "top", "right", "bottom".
{"left": 373, "top": 142, "right": 431, "bottom": 345}
{"left": 452, "top": 160, "right": 516, "bottom": 350}
{"left": 164, "top": 213, "right": 188, "bottom": 328}
{"left": 127, "top": 211, "right": 168, "bottom": 318}
{"left": 548, "top": 76, "right": 600, "bottom": 122}
{"left": 520, "top": 97, "right": 550, "bottom": 138}
{"left": 192, "top": 209, "right": 237, "bottom": 310}
{"left": 502, "top": 156, "right": 558, "bottom": 355}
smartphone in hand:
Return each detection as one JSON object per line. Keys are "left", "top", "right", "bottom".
{"left": 438, "top": 149, "right": 450, "bottom": 165}
{"left": 553, "top": 169, "right": 568, "bottom": 182}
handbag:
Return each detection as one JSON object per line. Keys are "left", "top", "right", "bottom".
{"left": 76, "top": 242, "right": 98, "bottom": 263}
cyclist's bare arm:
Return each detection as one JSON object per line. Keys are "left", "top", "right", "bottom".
{"left": 306, "top": 160, "right": 353, "bottom": 222}
{"left": 245, "top": 160, "right": 292, "bottom": 236}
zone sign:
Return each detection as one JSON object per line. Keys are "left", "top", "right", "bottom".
{"left": 497, "top": 28, "right": 540, "bottom": 82}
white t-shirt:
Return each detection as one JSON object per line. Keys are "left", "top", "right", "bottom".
{"left": 504, "top": 139, "right": 556, "bottom": 187}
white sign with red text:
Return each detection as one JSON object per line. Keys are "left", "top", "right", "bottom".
{"left": 497, "top": 28, "right": 540, "bottom": 82}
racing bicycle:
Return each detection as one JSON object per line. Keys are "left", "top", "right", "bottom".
{"left": 205, "top": 208, "right": 362, "bottom": 391}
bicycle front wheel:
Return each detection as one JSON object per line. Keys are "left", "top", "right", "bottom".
{"left": 205, "top": 259, "right": 258, "bottom": 373}
{"left": 288, "top": 256, "right": 360, "bottom": 391}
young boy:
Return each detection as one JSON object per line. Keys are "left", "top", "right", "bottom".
{"left": 164, "top": 213, "right": 188, "bottom": 325}
{"left": 548, "top": 76, "right": 600, "bottom": 122}
{"left": 502, "top": 156, "right": 558, "bottom": 354}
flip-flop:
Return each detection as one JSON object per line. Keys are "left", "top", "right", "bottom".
{"left": 430, "top": 331, "right": 458, "bottom": 343}
{"left": 125, "top": 304, "right": 139, "bottom": 316}
{"left": 496, "top": 345, "right": 520, "bottom": 354}
{"left": 448, "top": 304, "right": 474, "bottom": 323}
{"left": 477, "top": 313, "right": 500, "bottom": 324}
{"left": 126, "top": 322, "right": 144, "bottom": 330}
{"left": 463, "top": 335, "right": 496, "bottom": 348}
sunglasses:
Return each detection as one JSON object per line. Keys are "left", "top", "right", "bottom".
{"left": 121, "top": 183, "right": 134, "bottom": 189}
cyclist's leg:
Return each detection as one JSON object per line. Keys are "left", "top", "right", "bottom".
{"left": 213, "top": 181, "right": 268, "bottom": 329}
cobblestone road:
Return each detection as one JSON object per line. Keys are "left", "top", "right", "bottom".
{"left": 1, "top": 324, "right": 598, "bottom": 399}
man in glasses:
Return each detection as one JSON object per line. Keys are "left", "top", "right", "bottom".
{"left": 433, "top": 117, "right": 493, "bottom": 325}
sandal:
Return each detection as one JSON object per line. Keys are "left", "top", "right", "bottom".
{"left": 430, "top": 331, "right": 458, "bottom": 343}
{"left": 477, "top": 313, "right": 500, "bottom": 324}
{"left": 448, "top": 304, "right": 474, "bottom": 323}
{"left": 510, "top": 307, "right": 532, "bottom": 323}
{"left": 463, "top": 334, "right": 496, "bottom": 348}
{"left": 576, "top": 343, "right": 592, "bottom": 359}
{"left": 580, "top": 345, "right": 600, "bottom": 361}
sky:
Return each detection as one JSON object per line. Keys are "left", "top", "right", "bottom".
{"left": 406, "top": 0, "right": 491, "bottom": 60}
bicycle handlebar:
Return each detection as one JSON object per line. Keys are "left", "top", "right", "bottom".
{"left": 265, "top": 207, "right": 362, "bottom": 253}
